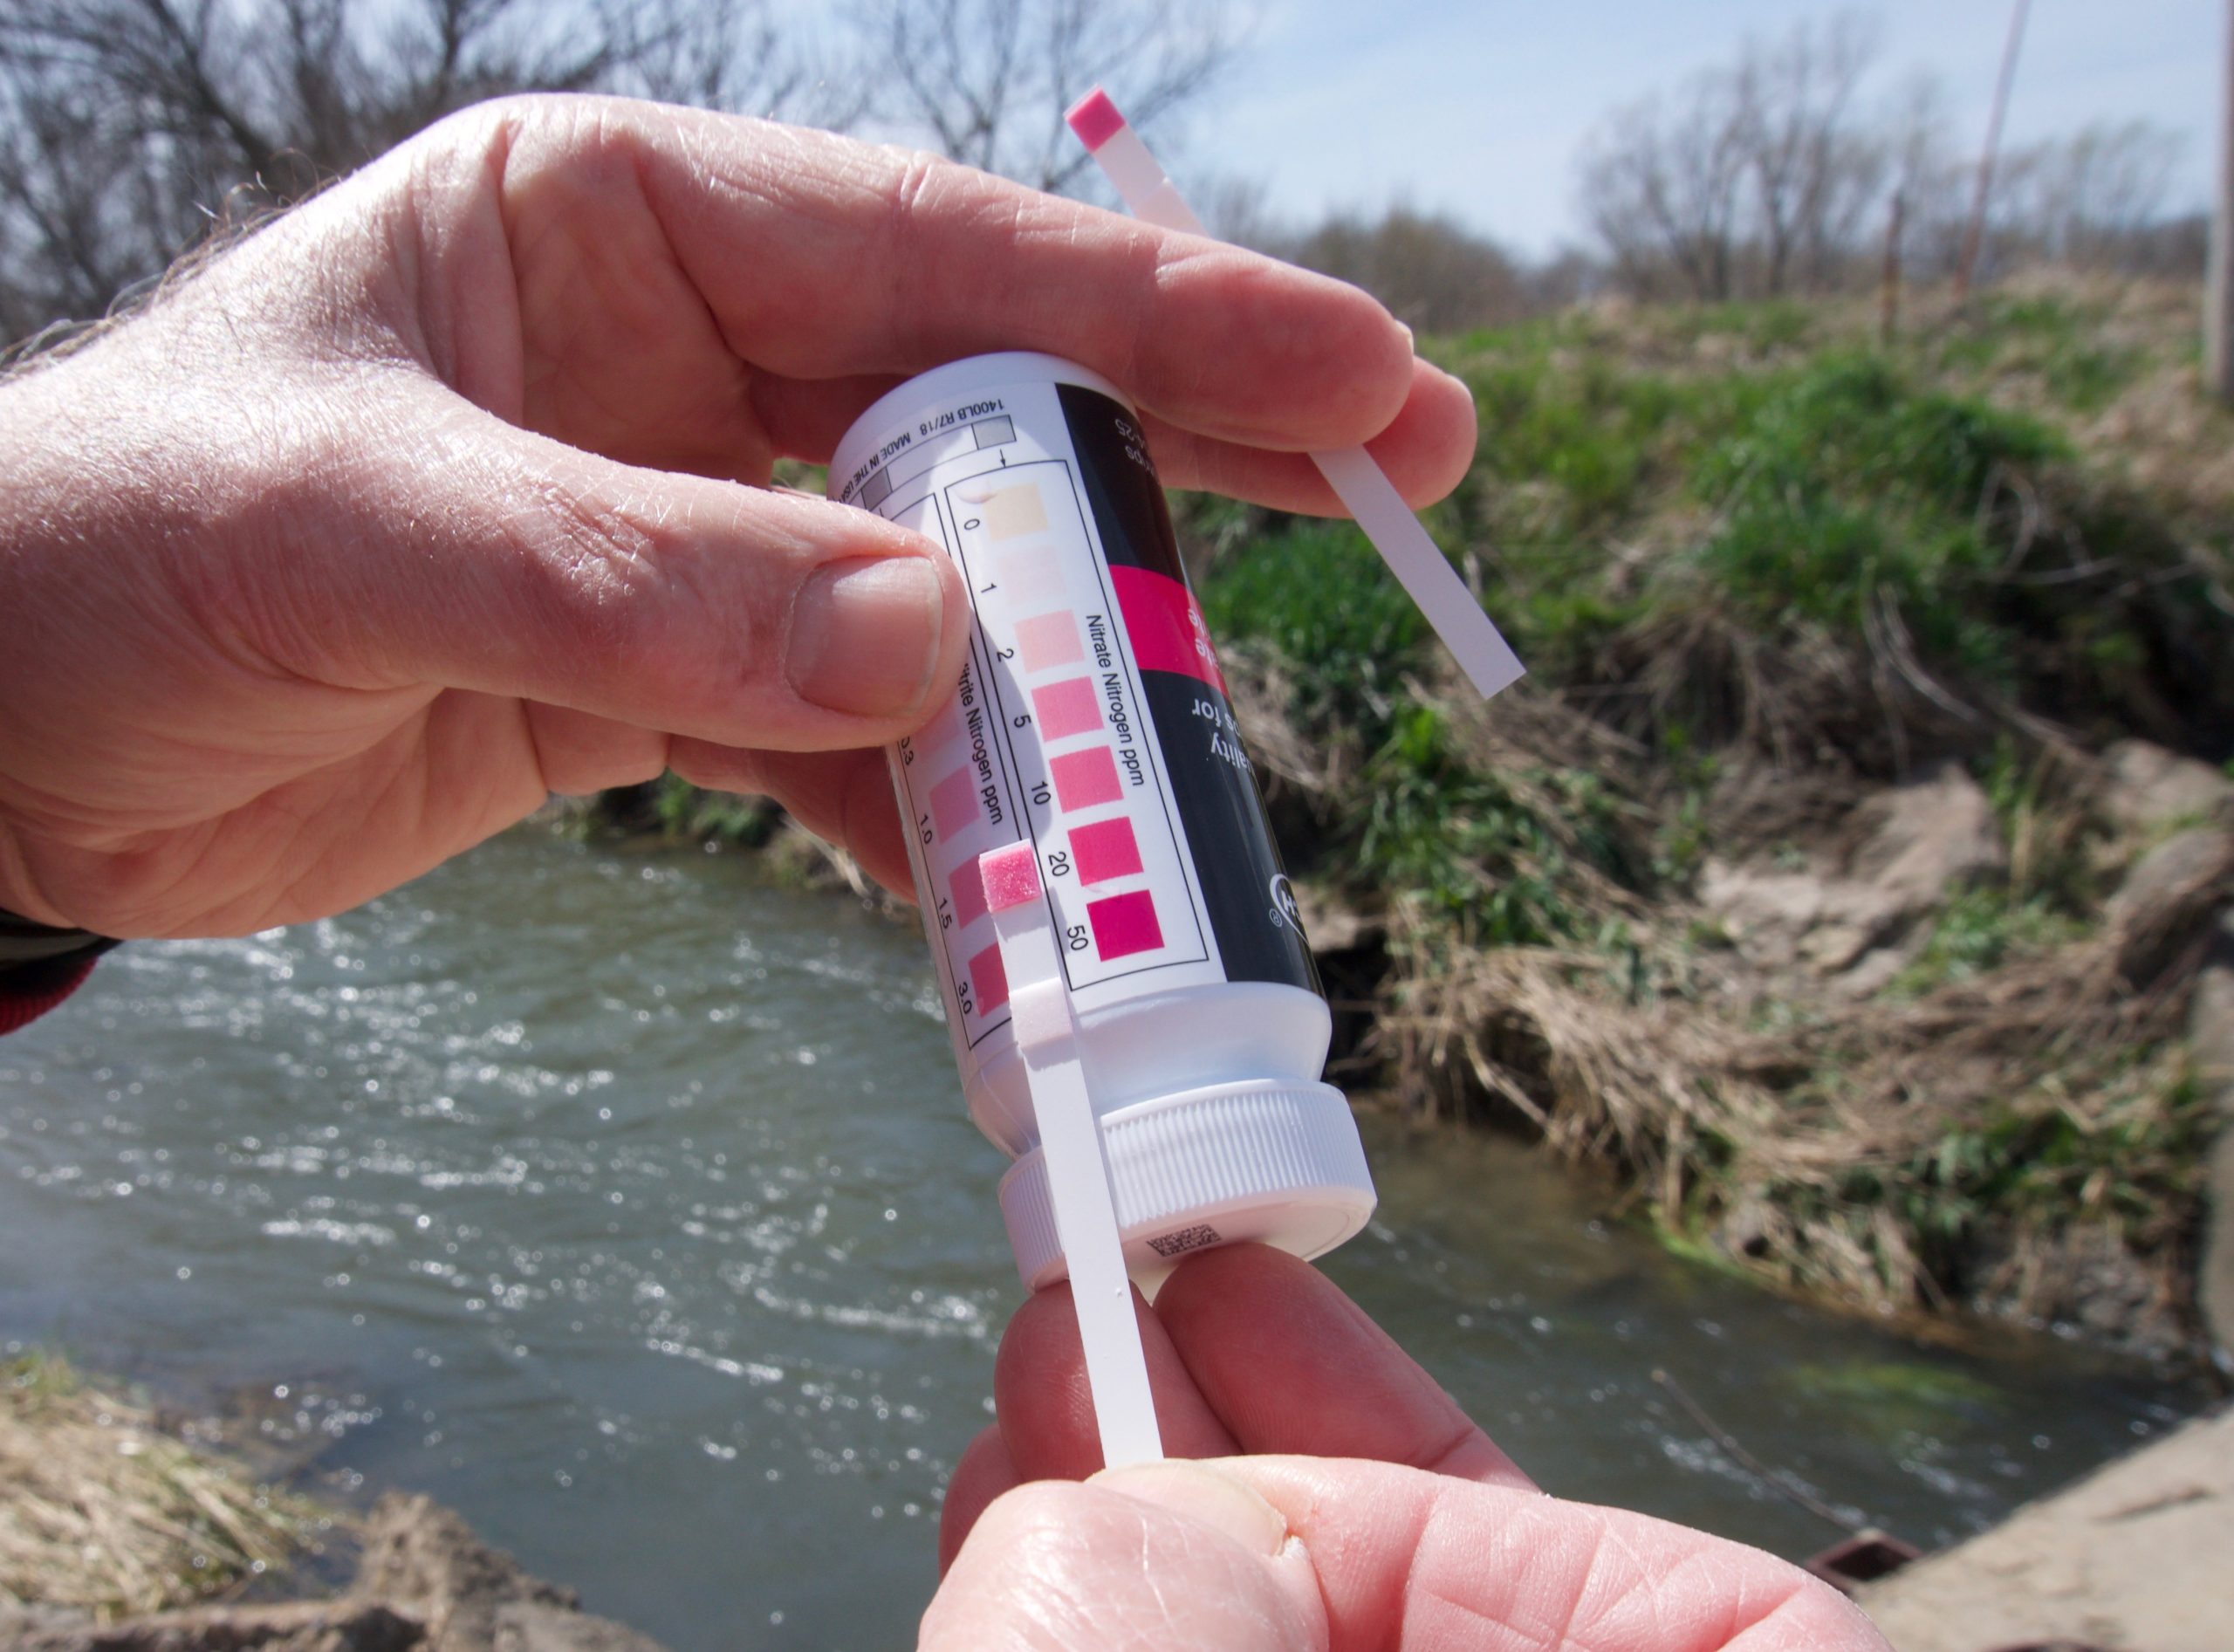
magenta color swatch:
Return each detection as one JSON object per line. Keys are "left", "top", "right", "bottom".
{"left": 968, "top": 943, "right": 1009, "bottom": 1015}
{"left": 1066, "top": 87, "right": 1126, "bottom": 151}
{"left": 1049, "top": 746, "right": 1123, "bottom": 811}
{"left": 977, "top": 841, "right": 1043, "bottom": 911}
{"left": 1031, "top": 677, "right": 1102, "bottom": 740}
{"left": 1068, "top": 817, "right": 1144, "bottom": 886}
{"left": 929, "top": 767, "right": 979, "bottom": 840}
{"left": 1014, "top": 611, "right": 1085, "bottom": 673}
{"left": 949, "top": 860, "right": 989, "bottom": 929}
{"left": 1086, "top": 890, "right": 1163, "bottom": 960}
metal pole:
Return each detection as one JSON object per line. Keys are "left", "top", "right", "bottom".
{"left": 2207, "top": 0, "right": 2234, "bottom": 404}
{"left": 1881, "top": 189, "right": 1905, "bottom": 346}
{"left": 1954, "top": 0, "right": 2032, "bottom": 306}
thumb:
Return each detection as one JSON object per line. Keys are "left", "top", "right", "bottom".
{"left": 286, "top": 395, "right": 969, "bottom": 749}
{"left": 1086, "top": 1461, "right": 1293, "bottom": 1556}
{"left": 922, "top": 1463, "right": 1325, "bottom": 1651}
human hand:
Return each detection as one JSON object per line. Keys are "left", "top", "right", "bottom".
{"left": 0, "top": 96, "right": 1474, "bottom": 937}
{"left": 928, "top": 1244, "right": 1888, "bottom": 1650}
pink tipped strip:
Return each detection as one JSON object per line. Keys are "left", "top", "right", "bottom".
{"left": 1066, "top": 87, "right": 1127, "bottom": 152}
{"left": 1071, "top": 88, "right": 1525, "bottom": 702}
{"left": 976, "top": 845, "right": 1163, "bottom": 1469}
{"left": 978, "top": 840, "right": 1044, "bottom": 911}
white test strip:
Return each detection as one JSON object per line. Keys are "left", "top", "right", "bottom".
{"left": 977, "top": 842, "right": 1164, "bottom": 1469}
{"left": 1067, "top": 89, "right": 1527, "bottom": 701}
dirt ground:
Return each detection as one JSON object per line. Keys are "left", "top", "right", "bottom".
{"left": 1857, "top": 1404, "right": 2234, "bottom": 1652}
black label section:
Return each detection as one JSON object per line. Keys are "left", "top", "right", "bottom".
{"left": 1138, "top": 671, "right": 1320, "bottom": 991}
{"left": 1058, "top": 382, "right": 1183, "bottom": 578}
{"left": 1059, "top": 381, "right": 1320, "bottom": 996}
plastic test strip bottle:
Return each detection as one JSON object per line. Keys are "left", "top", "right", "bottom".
{"left": 827, "top": 353, "right": 1375, "bottom": 1291}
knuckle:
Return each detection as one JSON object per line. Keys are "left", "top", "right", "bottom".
{"left": 513, "top": 483, "right": 777, "bottom": 728}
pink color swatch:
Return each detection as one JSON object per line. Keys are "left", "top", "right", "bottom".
{"left": 1049, "top": 746, "right": 1123, "bottom": 811}
{"left": 1067, "top": 817, "right": 1144, "bottom": 886}
{"left": 1014, "top": 612, "right": 1085, "bottom": 673}
{"left": 1031, "top": 677, "right": 1102, "bottom": 740}
{"left": 1066, "top": 87, "right": 1126, "bottom": 151}
{"left": 967, "top": 943, "right": 1009, "bottom": 1015}
{"left": 1086, "top": 890, "right": 1163, "bottom": 960}
{"left": 929, "top": 767, "right": 979, "bottom": 840}
{"left": 977, "top": 841, "right": 1044, "bottom": 912}
{"left": 949, "top": 860, "right": 989, "bottom": 929}
{"left": 997, "top": 547, "right": 1066, "bottom": 605}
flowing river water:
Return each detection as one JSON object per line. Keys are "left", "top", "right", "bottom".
{"left": 0, "top": 831, "right": 2203, "bottom": 1649}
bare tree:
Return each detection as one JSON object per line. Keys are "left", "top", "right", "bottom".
{"left": 1577, "top": 79, "right": 1749, "bottom": 301}
{"left": 0, "top": 0, "right": 832, "bottom": 343}
{"left": 1576, "top": 11, "right": 1886, "bottom": 303}
{"left": 850, "top": 0, "right": 1236, "bottom": 194}
{"left": 1731, "top": 11, "right": 1883, "bottom": 294}
{"left": 1997, "top": 120, "right": 2185, "bottom": 271}
{"left": 1285, "top": 205, "right": 1529, "bottom": 334}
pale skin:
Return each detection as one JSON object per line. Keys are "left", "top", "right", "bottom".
{"left": 0, "top": 96, "right": 1889, "bottom": 1649}
{"left": 932, "top": 1244, "right": 1890, "bottom": 1650}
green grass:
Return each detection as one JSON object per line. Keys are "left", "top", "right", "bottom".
{"left": 649, "top": 775, "right": 778, "bottom": 846}
{"left": 1195, "top": 518, "right": 1425, "bottom": 727}
{"left": 1889, "top": 886, "right": 2087, "bottom": 995}
{"left": 1350, "top": 704, "right": 1631, "bottom": 947}
{"left": 1688, "top": 356, "right": 2064, "bottom": 670}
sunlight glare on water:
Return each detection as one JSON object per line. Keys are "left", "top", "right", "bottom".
{"left": 0, "top": 831, "right": 2199, "bottom": 1649}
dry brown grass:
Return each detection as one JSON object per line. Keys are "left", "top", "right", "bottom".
{"left": 1381, "top": 881, "right": 2212, "bottom": 1336}
{"left": 0, "top": 1352, "right": 324, "bottom": 1619}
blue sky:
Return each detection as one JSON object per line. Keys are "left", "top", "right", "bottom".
{"left": 1196, "top": 0, "right": 2223, "bottom": 253}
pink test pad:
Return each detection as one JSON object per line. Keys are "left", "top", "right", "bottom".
{"left": 1065, "top": 87, "right": 1127, "bottom": 152}
{"left": 977, "top": 842, "right": 1044, "bottom": 912}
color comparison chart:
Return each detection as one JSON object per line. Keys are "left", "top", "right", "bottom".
{"left": 884, "top": 435, "right": 1211, "bottom": 1049}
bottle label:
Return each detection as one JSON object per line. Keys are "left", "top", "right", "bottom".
{"left": 857, "top": 374, "right": 1317, "bottom": 1050}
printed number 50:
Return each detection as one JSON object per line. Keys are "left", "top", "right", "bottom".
{"left": 1066, "top": 923, "right": 1090, "bottom": 952}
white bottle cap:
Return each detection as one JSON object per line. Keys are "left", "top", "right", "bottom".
{"left": 997, "top": 1079, "right": 1374, "bottom": 1292}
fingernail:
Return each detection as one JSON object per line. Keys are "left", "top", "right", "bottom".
{"left": 788, "top": 557, "right": 945, "bottom": 718}
{"left": 1090, "top": 1462, "right": 1288, "bottom": 1558}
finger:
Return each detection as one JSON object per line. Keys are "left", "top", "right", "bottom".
{"left": 924, "top": 1469, "right": 1321, "bottom": 1652}
{"left": 938, "top": 1425, "right": 1021, "bottom": 1577}
{"left": 664, "top": 742, "right": 915, "bottom": 897}
{"left": 749, "top": 356, "right": 1478, "bottom": 518}
{"left": 1141, "top": 359, "right": 1480, "bottom": 513}
{"left": 518, "top": 704, "right": 671, "bottom": 796}
{"left": 496, "top": 99, "right": 1424, "bottom": 455}
{"left": 992, "top": 1278, "right": 1239, "bottom": 1483}
{"left": 1155, "top": 1245, "right": 1532, "bottom": 1489}
{"left": 271, "top": 390, "right": 970, "bottom": 754}
{"left": 1218, "top": 1457, "right": 1890, "bottom": 1652}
